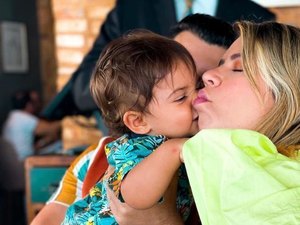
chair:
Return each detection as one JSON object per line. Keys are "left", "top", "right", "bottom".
{"left": 0, "top": 138, "right": 26, "bottom": 224}
{"left": 0, "top": 138, "right": 24, "bottom": 191}
{"left": 25, "top": 155, "right": 76, "bottom": 224}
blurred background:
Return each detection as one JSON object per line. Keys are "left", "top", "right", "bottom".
{"left": 0, "top": 0, "right": 299, "bottom": 224}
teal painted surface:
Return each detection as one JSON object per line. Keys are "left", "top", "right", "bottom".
{"left": 0, "top": 0, "right": 13, "bottom": 19}
{"left": 30, "top": 167, "right": 67, "bottom": 202}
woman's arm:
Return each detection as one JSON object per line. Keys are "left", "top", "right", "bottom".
{"left": 121, "top": 138, "right": 187, "bottom": 209}
{"left": 108, "top": 178, "right": 184, "bottom": 225}
{"left": 30, "top": 202, "right": 67, "bottom": 225}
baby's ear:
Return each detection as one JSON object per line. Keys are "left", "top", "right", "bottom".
{"left": 123, "top": 111, "right": 151, "bottom": 134}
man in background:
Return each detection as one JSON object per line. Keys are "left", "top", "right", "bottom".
{"left": 2, "top": 90, "right": 62, "bottom": 161}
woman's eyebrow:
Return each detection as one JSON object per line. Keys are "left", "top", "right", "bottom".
{"left": 230, "top": 53, "right": 241, "bottom": 60}
{"left": 218, "top": 53, "right": 241, "bottom": 66}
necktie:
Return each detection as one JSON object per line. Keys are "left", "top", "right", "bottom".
{"left": 184, "top": 0, "right": 194, "bottom": 17}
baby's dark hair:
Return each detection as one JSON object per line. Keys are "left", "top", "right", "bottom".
{"left": 90, "top": 29, "right": 196, "bottom": 137}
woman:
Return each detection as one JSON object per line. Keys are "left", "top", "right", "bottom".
{"left": 108, "top": 20, "right": 300, "bottom": 224}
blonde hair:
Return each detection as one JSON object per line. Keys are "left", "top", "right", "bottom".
{"left": 235, "top": 21, "right": 300, "bottom": 157}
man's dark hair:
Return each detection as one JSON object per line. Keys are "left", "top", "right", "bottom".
{"left": 12, "top": 90, "right": 32, "bottom": 110}
{"left": 170, "top": 13, "right": 236, "bottom": 48}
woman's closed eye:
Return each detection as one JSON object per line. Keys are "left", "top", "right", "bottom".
{"left": 233, "top": 69, "right": 243, "bottom": 72}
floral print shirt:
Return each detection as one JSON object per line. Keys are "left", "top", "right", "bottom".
{"left": 63, "top": 133, "right": 193, "bottom": 225}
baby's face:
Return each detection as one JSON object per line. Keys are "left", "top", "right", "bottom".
{"left": 143, "top": 61, "right": 198, "bottom": 138}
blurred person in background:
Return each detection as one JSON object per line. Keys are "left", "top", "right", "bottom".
{"left": 2, "top": 89, "right": 62, "bottom": 161}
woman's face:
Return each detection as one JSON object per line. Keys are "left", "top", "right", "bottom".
{"left": 193, "top": 38, "right": 274, "bottom": 130}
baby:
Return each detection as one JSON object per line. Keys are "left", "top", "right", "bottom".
{"left": 62, "top": 30, "right": 199, "bottom": 224}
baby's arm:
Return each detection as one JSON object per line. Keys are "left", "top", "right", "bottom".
{"left": 120, "top": 138, "right": 187, "bottom": 209}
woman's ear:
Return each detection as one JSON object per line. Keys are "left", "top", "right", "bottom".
{"left": 123, "top": 111, "right": 151, "bottom": 134}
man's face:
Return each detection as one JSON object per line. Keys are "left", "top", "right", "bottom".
{"left": 174, "top": 31, "right": 226, "bottom": 77}
{"left": 30, "top": 91, "right": 42, "bottom": 115}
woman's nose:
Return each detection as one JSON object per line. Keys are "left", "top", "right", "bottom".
{"left": 202, "top": 69, "right": 221, "bottom": 87}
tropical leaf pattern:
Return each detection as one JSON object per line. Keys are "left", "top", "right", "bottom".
{"left": 62, "top": 133, "right": 193, "bottom": 224}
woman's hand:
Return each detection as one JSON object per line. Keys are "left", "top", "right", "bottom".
{"left": 170, "top": 138, "right": 188, "bottom": 163}
{"left": 167, "top": 138, "right": 188, "bottom": 163}
{"left": 107, "top": 177, "right": 184, "bottom": 225}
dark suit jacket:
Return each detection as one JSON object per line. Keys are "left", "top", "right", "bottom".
{"left": 41, "top": 0, "right": 275, "bottom": 120}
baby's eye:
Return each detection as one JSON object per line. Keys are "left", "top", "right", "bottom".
{"left": 174, "top": 95, "right": 186, "bottom": 102}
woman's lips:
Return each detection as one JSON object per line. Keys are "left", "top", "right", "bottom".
{"left": 193, "top": 90, "right": 208, "bottom": 105}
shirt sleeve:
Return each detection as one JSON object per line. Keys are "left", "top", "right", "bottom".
{"left": 107, "top": 135, "right": 166, "bottom": 193}
{"left": 183, "top": 129, "right": 300, "bottom": 225}
{"left": 47, "top": 144, "right": 98, "bottom": 206}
